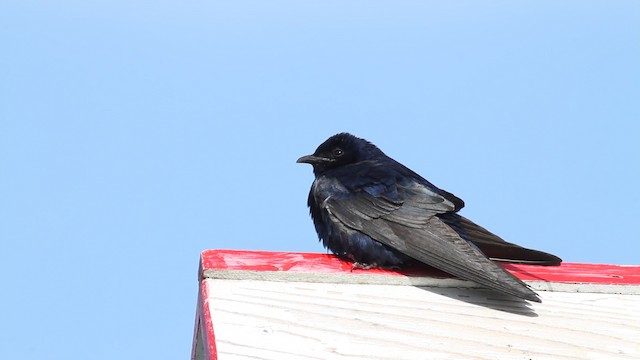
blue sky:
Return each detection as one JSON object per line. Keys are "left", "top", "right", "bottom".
{"left": 1, "top": 1, "right": 639, "bottom": 359}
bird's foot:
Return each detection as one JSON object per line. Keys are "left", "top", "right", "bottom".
{"left": 351, "top": 262, "right": 378, "bottom": 270}
{"left": 350, "top": 262, "right": 401, "bottom": 271}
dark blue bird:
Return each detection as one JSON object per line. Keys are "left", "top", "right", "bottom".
{"left": 297, "top": 133, "right": 561, "bottom": 302}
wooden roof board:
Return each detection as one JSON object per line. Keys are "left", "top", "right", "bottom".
{"left": 192, "top": 250, "right": 640, "bottom": 360}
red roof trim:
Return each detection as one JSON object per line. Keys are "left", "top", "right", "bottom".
{"left": 191, "top": 279, "right": 218, "bottom": 360}
{"left": 201, "top": 249, "right": 640, "bottom": 285}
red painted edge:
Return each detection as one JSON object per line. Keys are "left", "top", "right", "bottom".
{"left": 201, "top": 249, "right": 640, "bottom": 285}
{"left": 191, "top": 274, "right": 218, "bottom": 360}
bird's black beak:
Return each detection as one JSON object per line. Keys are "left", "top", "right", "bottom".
{"left": 296, "top": 154, "right": 332, "bottom": 164}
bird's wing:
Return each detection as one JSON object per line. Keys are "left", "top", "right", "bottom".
{"left": 325, "top": 181, "right": 540, "bottom": 302}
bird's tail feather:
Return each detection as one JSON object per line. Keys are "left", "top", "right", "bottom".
{"left": 438, "top": 213, "right": 562, "bottom": 266}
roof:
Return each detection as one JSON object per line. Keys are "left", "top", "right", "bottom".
{"left": 192, "top": 250, "right": 640, "bottom": 360}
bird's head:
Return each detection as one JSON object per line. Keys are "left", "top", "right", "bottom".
{"left": 297, "top": 133, "right": 383, "bottom": 175}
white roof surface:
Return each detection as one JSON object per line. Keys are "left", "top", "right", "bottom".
{"left": 192, "top": 250, "right": 640, "bottom": 360}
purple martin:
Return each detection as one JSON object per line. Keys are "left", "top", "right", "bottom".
{"left": 297, "top": 133, "right": 561, "bottom": 302}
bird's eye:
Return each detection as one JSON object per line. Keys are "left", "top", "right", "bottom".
{"left": 332, "top": 148, "right": 344, "bottom": 157}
